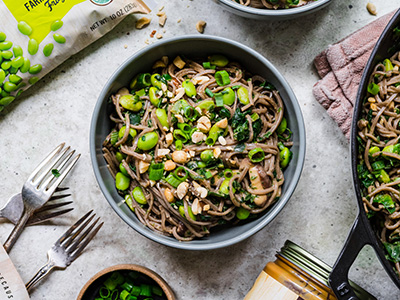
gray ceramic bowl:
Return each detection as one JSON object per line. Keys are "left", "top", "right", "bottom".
{"left": 90, "top": 35, "right": 306, "bottom": 250}
{"left": 215, "top": 0, "right": 332, "bottom": 20}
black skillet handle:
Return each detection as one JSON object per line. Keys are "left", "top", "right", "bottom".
{"left": 329, "top": 214, "right": 371, "bottom": 300}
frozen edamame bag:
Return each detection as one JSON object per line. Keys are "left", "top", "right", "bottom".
{"left": 0, "top": 0, "right": 155, "bottom": 112}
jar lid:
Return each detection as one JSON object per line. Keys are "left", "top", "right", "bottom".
{"left": 278, "top": 240, "right": 376, "bottom": 300}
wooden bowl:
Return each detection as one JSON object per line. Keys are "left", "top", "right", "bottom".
{"left": 77, "top": 264, "right": 176, "bottom": 300}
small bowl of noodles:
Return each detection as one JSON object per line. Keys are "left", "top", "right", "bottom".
{"left": 215, "top": 0, "right": 332, "bottom": 20}
{"left": 90, "top": 35, "right": 305, "bottom": 250}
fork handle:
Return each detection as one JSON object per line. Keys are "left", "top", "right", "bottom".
{"left": 25, "top": 260, "right": 55, "bottom": 292}
{"left": 3, "top": 210, "right": 32, "bottom": 252}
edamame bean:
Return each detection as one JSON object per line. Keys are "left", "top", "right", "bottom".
{"left": 28, "top": 77, "right": 39, "bottom": 85}
{"left": 0, "top": 96, "right": 15, "bottom": 106}
{"left": 137, "top": 131, "right": 158, "bottom": 151}
{"left": 0, "top": 32, "right": 6, "bottom": 42}
{"left": 205, "top": 124, "right": 224, "bottom": 146}
{"left": 369, "top": 146, "right": 380, "bottom": 155}
{"left": 236, "top": 207, "right": 250, "bottom": 220}
{"left": 3, "top": 82, "right": 17, "bottom": 92}
{"left": 29, "top": 64, "right": 42, "bottom": 74}
{"left": 20, "top": 58, "right": 30, "bottom": 73}
{"left": 51, "top": 19, "right": 63, "bottom": 31}
{"left": 12, "top": 45, "right": 23, "bottom": 57}
{"left": 9, "top": 67, "right": 18, "bottom": 74}
{"left": 383, "top": 145, "right": 394, "bottom": 153}
{"left": 0, "top": 69, "right": 5, "bottom": 84}
{"left": 196, "top": 99, "right": 215, "bottom": 113}
{"left": 280, "top": 147, "right": 291, "bottom": 168}
{"left": 43, "top": 43, "right": 54, "bottom": 57}
{"left": 1, "top": 90, "right": 10, "bottom": 98}
{"left": 149, "top": 86, "right": 160, "bottom": 106}
{"left": 150, "top": 73, "right": 162, "bottom": 89}
{"left": 200, "top": 149, "right": 214, "bottom": 162}
{"left": 209, "top": 54, "right": 229, "bottom": 67}
{"left": 28, "top": 39, "right": 38, "bottom": 55}
{"left": 119, "top": 163, "right": 129, "bottom": 176}
{"left": 277, "top": 117, "right": 287, "bottom": 135}
{"left": 53, "top": 33, "right": 66, "bottom": 44}
{"left": 18, "top": 21, "right": 33, "bottom": 36}
{"left": 237, "top": 86, "right": 249, "bottom": 105}
{"left": 2, "top": 51, "right": 13, "bottom": 60}
{"left": 132, "top": 186, "right": 147, "bottom": 205}
{"left": 0, "top": 41, "right": 12, "bottom": 51}
{"left": 124, "top": 194, "right": 135, "bottom": 212}
{"left": 11, "top": 56, "right": 24, "bottom": 69}
{"left": 222, "top": 87, "right": 235, "bottom": 105}
{"left": 1, "top": 61, "right": 11, "bottom": 70}
{"left": 115, "top": 152, "right": 125, "bottom": 163}
{"left": 219, "top": 177, "right": 235, "bottom": 195}
{"left": 9, "top": 74, "right": 22, "bottom": 84}
{"left": 16, "top": 82, "right": 26, "bottom": 89}
{"left": 115, "top": 172, "right": 130, "bottom": 190}
{"left": 16, "top": 89, "right": 24, "bottom": 97}
{"left": 118, "top": 126, "right": 137, "bottom": 139}
{"left": 119, "top": 94, "right": 142, "bottom": 111}
{"left": 182, "top": 79, "right": 196, "bottom": 97}
{"left": 156, "top": 108, "right": 169, "bottom": 128}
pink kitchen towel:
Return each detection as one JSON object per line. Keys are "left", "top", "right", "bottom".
{"left": 312, "top": 11, "right": 396, "bottom": 139}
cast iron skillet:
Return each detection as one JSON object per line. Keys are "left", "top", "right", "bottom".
{"left": 329, "top": 9, "right": 400, "bottom": 299}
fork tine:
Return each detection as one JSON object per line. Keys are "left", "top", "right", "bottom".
{"left": 63, "top": 213, "right": 96, "bottom": 249}
{"left": 40, "top": 149, "right": 75, "bottom": 191}
{"left": 67, "top": 217, "right": 100, "bottom": 254}
{"left": 54, "top": 210, "right": 93, "bottom": 245}
{"left": 44, "top": 194, "right": 71, "bottom": 202}
{"left": 35, "top": 200, "right": 73, "bottom": 213}
{"left": 69, "top": 221, "right": 103, "bottom": 261}
{"left": 28, "top": 208, "right": 74, "bottom": 225}
{"left": 31, "top": 145, "right": 71, "bottom": 186}
{"left": 45, "top": 154, "right": 80, "bottom": 195}
{"left": 26, "top": 143, "right": 65, "bottom": 182}
{"left": 55, "top": 187, "right": 69, "bottom": 193}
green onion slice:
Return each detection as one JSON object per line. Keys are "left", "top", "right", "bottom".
{"left": 205, "top": 88, "right": 214, "bottom": 97}
{"left": 173, "top": 129, "right": 189, "bottom": 142}
{"left": 174, "top": 166, "right": 188, "bottom": 181}
{"left": 214, "top": 92, "right": 224, "bottom": 107}
{"left": 215, "top": 70, "right": 231, "bottom": 86}
{"left": 165, "top": 173, "right": 182, "bottom": 188}
{"left": 368, "top": 82, "right": 380, "bottom": 95}
{"left": 149, "top": 162, "right": 164, "bottom": 181}
{"left": 248, "top": 147, "right": 265, "bottom": 163}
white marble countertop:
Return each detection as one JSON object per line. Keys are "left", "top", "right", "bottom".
{"left": 0, "top": 0, "right": 399, "bottom": 299}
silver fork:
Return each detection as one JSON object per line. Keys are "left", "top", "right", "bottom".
{"left": 0, "top": 188, "right": 73, "bottom": 225}
{"left": 25, "top": 210, "right": 103, "bottom": 292}
{"left": 3, "top": 143, "right": 80, "bottom": 252}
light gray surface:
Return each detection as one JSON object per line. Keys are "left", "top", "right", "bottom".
{"left": 0, "top": 0, "right": 399, "bottom": 299}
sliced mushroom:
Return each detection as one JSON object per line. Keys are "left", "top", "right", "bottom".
{"left": 249, "top": 165, "right": 271, "bottom": 206}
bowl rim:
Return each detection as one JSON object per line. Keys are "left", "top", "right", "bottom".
{"left": 90, "top": 34, "right": 306, "bottom": 250}
{"left": 77, "top": 264, "right": 175, "bottom": 300}
{"left": 217, "top": 0, "right": 332, "bottom": 17}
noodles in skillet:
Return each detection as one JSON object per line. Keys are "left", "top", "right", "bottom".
{"left": 231, "top": 0, "right": 316, "bottom": 9}
{"left": 357, "top": 51, "right": 400, "bottom": 276}
{"left": 103, "top": 54, "right": 293, "bottom": 241}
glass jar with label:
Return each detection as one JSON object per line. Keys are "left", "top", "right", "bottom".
{"left": 244, "top": 240, "right": 376, "bottom": 300}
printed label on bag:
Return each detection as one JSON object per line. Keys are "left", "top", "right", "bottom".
{"left": 0, "top": 245, "right": 30, "bottom": 300}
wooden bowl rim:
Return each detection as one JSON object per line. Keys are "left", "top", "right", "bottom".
{"left": 77, "top": 264, "right": 175, "bottom": 300}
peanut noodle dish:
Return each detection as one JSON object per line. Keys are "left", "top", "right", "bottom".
{"left": 357, "top": 51, "right": 400, "bottom": 276}
{"left": 231, "top": 0, "right": 316, "bottom": 9}
{"left": 102, "top": 54, "right": 293, "bottom": 241}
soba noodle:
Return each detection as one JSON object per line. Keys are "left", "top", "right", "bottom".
{"left": 231, "top": 0, "right": 315, "bottom": 10}
{"left": 357, "top": 50, "right": 400, "bottom": 276}
{"left": 103, "top": 54, "right": 293, "bottom": 241}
